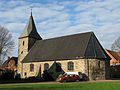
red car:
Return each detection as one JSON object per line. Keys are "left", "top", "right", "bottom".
{"left": 59, "top": 74, "right": 80, "bottom": 82}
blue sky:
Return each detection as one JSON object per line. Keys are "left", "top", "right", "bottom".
{"left": 0, "top": 0, "right": 120, "bottom": 57}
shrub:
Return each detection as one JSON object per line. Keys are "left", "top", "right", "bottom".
{"left": 1, "top": 70, "right": 14, "bottom": 80}
{"left": 42, "top": 70, "right": 54, "bottom": 81}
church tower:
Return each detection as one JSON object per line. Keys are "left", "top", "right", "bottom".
{"left": 17, "top": 12, "right": 42, "bottom": 77}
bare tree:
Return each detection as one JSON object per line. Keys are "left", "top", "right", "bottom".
{"left": 111, "top": 37, "right": 120, "bottom": 52}
{"left": 0, "top": 26, "right": 14, "bottom": 65}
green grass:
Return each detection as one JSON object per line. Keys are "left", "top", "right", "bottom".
{"left": 0, "top": 81, "right": 120, "bottom": 90}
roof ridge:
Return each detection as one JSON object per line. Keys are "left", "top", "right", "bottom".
{"left": 39, "top": 32, "right": 93, "bottom": 41}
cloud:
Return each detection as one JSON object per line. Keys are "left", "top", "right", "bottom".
{"left": 0, "top": 0, "right": 120, "bottom": 57}
{"left": 5, "top": 23, "right": 25, "bottom": 33}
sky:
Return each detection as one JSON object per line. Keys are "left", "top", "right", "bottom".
{"left": 0, "top": 0, "right": 120, "bottom": 57}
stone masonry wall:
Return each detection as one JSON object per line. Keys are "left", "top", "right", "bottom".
{"left": 22, "top": 59, "right": 86, "bottom": 78}
{"left": 18, "top": 38, "right": 29, "bottom": 77}
{"left": 85, "top": 59, "right": 106, "bottom": 80}
{"left": 22, "top": 59, "right": 110, "bottom": 80}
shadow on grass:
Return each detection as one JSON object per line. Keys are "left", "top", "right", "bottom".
{"left": 0, "top": 77, "right": 43, "bottom": 84}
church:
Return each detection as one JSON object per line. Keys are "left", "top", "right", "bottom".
{"left": 17, "top": 13, "right": 110, "bottom": 80}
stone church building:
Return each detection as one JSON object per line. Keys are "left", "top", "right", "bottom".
{"left": 17, "top": 13, "right": 110, "bottom": 80}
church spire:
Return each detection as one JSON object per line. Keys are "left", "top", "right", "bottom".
{"left": 19, "top": 9, "right": 42, "bottom": 40}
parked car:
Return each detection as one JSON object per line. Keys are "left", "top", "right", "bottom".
{"left": 59, "top": 72, "right": 82, "bottom": 82}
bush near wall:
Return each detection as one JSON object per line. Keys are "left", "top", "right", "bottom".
{"left": 0, "top": 70, "right": 3, "bottom": 78}
{"left": 0, "top": 70, "right": 14, "bottom": 80}
{"left": 42, "top": 70, "right": 54, "bottom": 81}
{"left": 110, "top": 65, "right": 120, "bottom": 78}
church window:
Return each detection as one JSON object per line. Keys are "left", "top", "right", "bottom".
{"left": 23, "top": 41, "right": 24, "bottom": 46}
{"left": 30, "top": 64, "right": 34, "bottom": 72}
{"left": 21, "top": 51, "right": 23, "bottom": 54}
{"left": 56, "top": 62, "right": 62, "bottom": 72}
{"left": 68, "top": 62, "right": 74, "bottom": 71}
{"left": 44, "top": 63, "right": 49, "bottom": 71}
{"left": 24, "top": 72, "right": 27, "bottom": 77}
{"left": 98, "top": 61, "right": 100, "bottom": 68}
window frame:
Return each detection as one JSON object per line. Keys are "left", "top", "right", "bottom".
{"left": 44, "top": 63, "right": 49, "bottom": 71}
{"left": 30, "top": 64, "right": 34, "bottom": 72}
{"left": 67, "top": 61, "right": 74, "bottom": 71}
{"left": 23, "top": 41, "right": 24, "bottom": 46}
{"left": 21, "top": 51, "right": 23, "bottom": 54}
{"left": 98, "top": 61, "right": 100, "bottom": 68}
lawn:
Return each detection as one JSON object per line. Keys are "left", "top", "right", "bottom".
{"left": 0, "top": 81, "right": 120, "bottom": 90}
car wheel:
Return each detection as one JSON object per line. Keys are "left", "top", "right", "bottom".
{"left": 64, "top": 80, "right": 67, "bottom": 82}
{"left": 76, "top": 80, "right": 79, "bottom": 82}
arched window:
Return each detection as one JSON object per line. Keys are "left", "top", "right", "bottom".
{"left": 23, "top": 41, "right": 24, "bottom": 46}
{"left": 44, "top": 63, "right": 49, "bottom": 70}
{"left": 24, "top": 72, "right": 27, "bottom": 78}
{"left": 56, "top": 62, "right": 62, "bottom": 72}
{"left": 98, "top": 61, "right": 100, "bottom": 68}
{"left": 68, "top": 62, "right": 74, "bottom": 71}
{"left": 21, "top": 51, "right": 23, "bottom": 54}
{"left": 30, "top": 64, "right": 34, "bottom": 72}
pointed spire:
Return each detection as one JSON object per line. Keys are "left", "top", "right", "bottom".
{"left": 19, "top": 8, "right": 42, "bottom": 40}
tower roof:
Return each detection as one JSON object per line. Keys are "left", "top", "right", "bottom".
{"left": 19, "top": 14, "right": 42, "bottom": 40}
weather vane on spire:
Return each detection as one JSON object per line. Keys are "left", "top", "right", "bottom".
{"left": 30, "top": 6, "right": 33, "bottom": 16}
